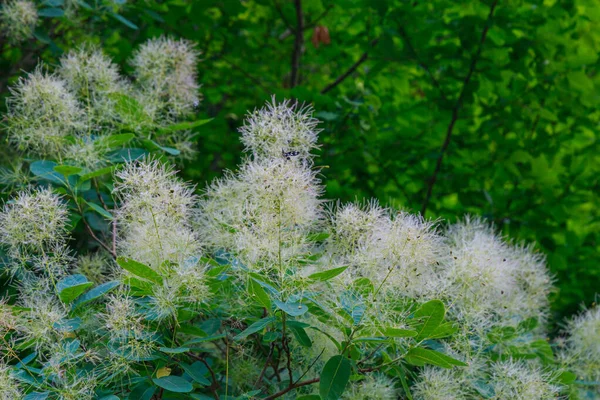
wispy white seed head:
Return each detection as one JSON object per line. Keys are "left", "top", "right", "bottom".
{"left": 114, "top": 159, "right": 200, "bottom": 268}
{"left": 560, "top": 306, "right": 600, "bottom": 389}
{"left": 0, "top": 362, "right": 21, "bottom": 400}
{"left": 5, "top": 67, "right": 85, "bottom": 156}
{"left": 0, "top": 0, "right": 38, "bottom": 43}
{"left": 59, "top": 45, "right": 125, "bottom": 97}
{"left": 412, "top": 365, "right": 471, "bottom": 400}
{"left": 199, "top": 158, "right": 323, "bottom": 269}
{"left": 489, "top": 360, "right": 561, "bottom": 400}
{"left": 342, "top": 374, "right": 398, "bottom": 400}
{"left": 66, "top": 135, "right": 109, "bottom": 169}
{"left": 58, "top": 45, "right": 128, "bottom": 127}
{"left": 327, "top": 200, "right": 388, "bottom": 262}
{"left": 74, "top": 252, "right": 114, "bottom": 284}
{"left": 328, "top": 201, "right": 447, "bottom": 298}
{"left": 0, "top": 188, "right": 69, "bottom": 256}
{"left": 102, "top": 293, "right": 144, "bottom": 340}
{"left": 131, "top": 36, "right": 200, "bottom": 121}
{"left": 17, "top": 286, "right": 67, "bottom": 350}
{"left": 443, "top": 217, "right": 552, "bottom": 332}
{"left": 239, "top": 97, "right": 321, "bottom": 160}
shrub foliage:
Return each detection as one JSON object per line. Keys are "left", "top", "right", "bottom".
{"left": 0, "top": 42, "right": 598, "bottom": 400}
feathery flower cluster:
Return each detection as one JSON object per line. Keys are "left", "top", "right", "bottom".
{"left": 239, "top": 97, "right": 321, "bottom": 160}
{"left": 0, "top": 362, "right": 22, "bottom": 399}
{"left": 0, "top": 187, "right": 71, "bottom": 276}
{"left": 199, "top": 100, "right": 323, "bottom": 271}
{"left": 5, "top": 67, "right": 85, "bottom": 156}
{"left": 115, "top": 159, "right": 200, "bottom": 269}
{"left": 560, "top": 306, "right": 600, "bottom": 398}
{"left": 131, "top": 36, "right": 200, "bottom": 121}
{"left": 0, "top": 0, "right": 38, "bottom": 42}
{"left": 342, "top": 374, "right": 398, "bottom": 399}
{"left": 327, "top": 201, "right": 447, "bottom": 299}
{"left": 444, "top": 217, "right": 552, "bottom": 331}
{"left": 4, "top": 37, "right": 201, "bottom": 165}
{"left": 58, "top": 45, "right": 127, "bottom": 128}
{"left": 114, "top": 159, "right": 208, "bottom": 320}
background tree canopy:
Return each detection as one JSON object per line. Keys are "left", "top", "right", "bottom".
{"left": 1, "top": 0, "right": 598, "bottom": 324}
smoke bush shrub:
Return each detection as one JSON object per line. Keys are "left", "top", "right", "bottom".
{"left": 0, "top": 42, "right": 598, "bottom": 400}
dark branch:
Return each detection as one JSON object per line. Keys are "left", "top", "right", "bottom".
{"left": 274, "top": 0, "right": 295, "bottom": 33}
{"left": 290, "top": 0, "right": 304, "bottom": 88}
{"left": 263, "top": 378, "right": 320, "bottom": 400}
{"left": 420, "top": 0, "right": 499, "bottom": 215}
{"left": 321, "top": 39, "right": 378, "bottom": 94}
{"left": 397, "top": 26, "right": 447, "bottom": 101}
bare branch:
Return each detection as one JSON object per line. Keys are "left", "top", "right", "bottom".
{"left": 421, "top": 0, "right": 499, "bottom": 215}
{"left": 263, "top": 377, "right": 320, "bottom": 400}
{"left": 321, "top": 39, "right": 378, "bottom": 94}
{"left": 397, "top": 26, "right": 447, "bottom": 101}
{"left": 290, "top": 0, "right": 304, "bottom": 88}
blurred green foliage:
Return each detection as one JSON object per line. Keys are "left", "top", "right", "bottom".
{"left": 1, "top": 0, "right": 598, "bottom": 323}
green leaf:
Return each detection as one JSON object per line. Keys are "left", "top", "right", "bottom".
{"left": 180, "top": 362, "right": 211, "bottom": 386}
{"left": 184, "top": 333, "right": 226, "bottom": 346}
{"left": 248, "top": 278, "right": 271, "bottom": 309}
{"left": 405, "top": 348, "right": 467, "bottom": 369}
{"left": 287, "top": 321, "right": 312, "bottom": 347}
{"left": 111, "top": 13, "right": 138, "bottom": 29}
{"left": 427, "top": 323, "right": 458, "bottom": 339}
{"left": 308, "top": 266, "right": 348, "bottom": 282}
{"left": 102, "top": 133, "right": 136, "bottom": 148}
{"left": 24, "top": 393, "right": 50, "bottom": 400}
{"left": 86, "top": 201, "right": 113, "bottom": 220}
{"left": 73, "top": 281, "right": 119, "bottom": 307}
{"left": 117, "top": 257, "right": 162, "bottom": 283}
{"left": 79, "top": 165, "right": 116, "bottom": 182}
{"left": 274, "top": 299, "right": 308, "bottom": 316}
{"left": 141, "top": 139, "right": 181, "bottom": 156}
{"left": 413, "top": 300, "right": 445, "bottom": 340}
{"left": 159, "top": 346, "right": 190, "bottom": 354}
{"left": 56, "top": 274, "right": 93, "bottom": 304}
{"left": 319, "top": 355, "right": 352, "bottom": 400}
{"left": 157, "top": 118, "right": 213, "bottom": 135}
{"left": 558, "top": 370, "right": 577, "bottom": 385}
{"left": 38, "top": 7, "right": 64, "bottom": 17}
{"left": 384, "top": 328, "right": 418, "bottom": 338}
{"left": 128, "top": 382, "right": 155, "bottom": 400}
{"left": 152, "top": 376, "right": 193, "bottom": 393}
{"left": 53, "top": 165, "right": 82, "bottom": 177}
{"left": 234, "top": 316, "right": 276, "bottom": 340}
{"left": 30, "top": 160, "right": 65, "bottom": 184}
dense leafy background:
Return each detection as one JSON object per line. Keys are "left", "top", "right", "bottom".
{"left": 1, "top": 0, "right": 598, "bottom": 324}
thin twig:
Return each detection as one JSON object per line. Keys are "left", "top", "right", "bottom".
{"left": 397, "top": 27, "right": 447, "bottom": 101}
{"left": 92, "top": 178, "right": 117, "bottom": 255}
{"left": 274, "top": 0, "right": 295, "bottom": 32}
{"left": 321, "top": 39, "right": 378, "bottom": 94}
{"left": 290, "top": 0, "right": 304, "bottom": 88}
{"left": 263, "top": 377, "right": 320, "bottom": 400}
{"left": 420, "top": 0, "right": 499, "bottom": 215}
{"left": 186, "top": 352, "right": 220, "bottom": 400}
{"left": 254, "top": 342, "right": 275, "bottom": 388}
{"left": 279, "top": 4, "right": 334, "bottom": 40}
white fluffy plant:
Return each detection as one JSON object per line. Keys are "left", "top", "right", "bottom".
{"left": 0, "top": 97, "right": 590, "bottom": 399}
{"left": 3, "top": 35, "right": 203, "bottom": 172}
